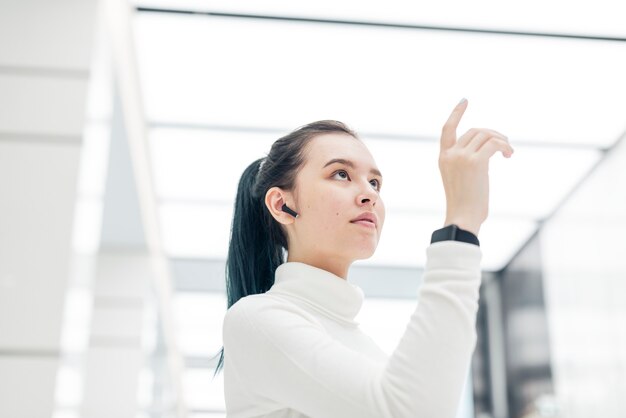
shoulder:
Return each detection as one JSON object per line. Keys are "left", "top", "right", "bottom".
{"left": 223, "top": 293, "right": 324, "bottom": 342}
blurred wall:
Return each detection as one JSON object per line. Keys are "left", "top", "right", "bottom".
{"left": 540, "top": 134, "right": 626, "bottom": 416}
{"left": 500, "top": 234, "right": 554, "bottom": 418}
{"left": 0, "top": 1, "right": 98, "bottom": 416}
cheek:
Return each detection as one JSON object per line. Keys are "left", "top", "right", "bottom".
{"left": 327, "top": 205, "right": 347, "bottom": 228}
{"left": 315, "top": 199, "right": 348, "bottom": 232}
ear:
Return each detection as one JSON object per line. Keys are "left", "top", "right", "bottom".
{"left": 265, "top": 186, "right": 296, "bottom": 225}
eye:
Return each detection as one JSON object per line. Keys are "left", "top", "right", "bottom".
{"left": 332, "top": 169, "right": 350, "bottom": 180}
{"left": 332, "top": 170, "right": 381, "bottom": 191}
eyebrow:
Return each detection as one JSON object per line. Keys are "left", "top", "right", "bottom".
{"left": 323, "top": 158, "right": 383, "bottom": 178}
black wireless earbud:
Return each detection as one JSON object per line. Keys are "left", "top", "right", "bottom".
{"left": 281, "top": 203, "right": 299, "bottom": 218}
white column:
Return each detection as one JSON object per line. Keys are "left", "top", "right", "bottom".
{"left": 0, "top": 1, "right": 97, "bottom": 417}
{"left": 80, "top": 250, "right": 150, "bottom": 418}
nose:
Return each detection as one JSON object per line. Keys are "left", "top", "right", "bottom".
{"left": 356, "top": 181, "right": 378, "bottom": 207}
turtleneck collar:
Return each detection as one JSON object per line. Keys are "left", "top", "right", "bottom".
{"left": 268, "top": 261, "right": 364, "bottom": 326}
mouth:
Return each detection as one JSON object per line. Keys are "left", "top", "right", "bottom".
{"left": 350, "top": 211, "right": 378, "bottom": 229}
{"left": 350, "top": 219, "right": 376, "bottom": 229}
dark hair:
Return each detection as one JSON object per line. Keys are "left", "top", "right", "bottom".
{"left": 212, "top": 120, "right": 359, "bottom": 378}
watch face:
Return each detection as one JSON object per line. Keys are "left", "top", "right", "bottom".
{"left": 443, "top": 224, "right": 457, "bottom": 237}
{"left": 431, "top": 224, "right": 480, "bottom": 246}
{"left": 432, "top": 225, "right": 457, "bottom": 241}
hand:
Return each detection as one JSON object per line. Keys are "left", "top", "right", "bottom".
{"left": 438, "top": 98, "right": 514, "bottom": 236}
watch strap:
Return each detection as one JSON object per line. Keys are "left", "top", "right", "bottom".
{"left": 431, "top": 224, "right": 480, "bottom": 246}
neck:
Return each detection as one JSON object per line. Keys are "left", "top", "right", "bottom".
{"left": 286, "top": 252, "right": 351, "bottom": 280}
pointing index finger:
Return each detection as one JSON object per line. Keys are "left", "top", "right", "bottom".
{"left": 441, "top": 98, "right": 468, "bottom": 150}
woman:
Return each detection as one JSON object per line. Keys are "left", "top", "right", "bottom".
{"left": 214, "top": 98, "right": 514, "bottom": 417}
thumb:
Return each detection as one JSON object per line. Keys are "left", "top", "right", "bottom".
{"left": 440, "top": 98, "right": 468, "bottom": 150}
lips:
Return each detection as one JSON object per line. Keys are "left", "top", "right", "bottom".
{"left": 350, "top": 212, "right": 377, "bottom": 227}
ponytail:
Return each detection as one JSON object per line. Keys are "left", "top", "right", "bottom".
{"left": 226, "top": 156, "right": 285, "bottom": 309}
{"left": 212, "top": 157, "right": 285, "bottom": 378}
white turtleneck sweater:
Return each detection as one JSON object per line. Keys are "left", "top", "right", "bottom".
{"left": 222, "top": 240, "right": 482, "bottom": 418}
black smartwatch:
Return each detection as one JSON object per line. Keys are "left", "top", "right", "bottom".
{"left": 431, "top": 224, "right": 480, "bottom": 246}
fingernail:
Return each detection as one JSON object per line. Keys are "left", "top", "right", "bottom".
{"left": 458, "top": 98, "right": 467, "bottom": 105}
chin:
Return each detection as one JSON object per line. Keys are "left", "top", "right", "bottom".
{"left": 339, "top": 230, "right": 379, "bottom": 260}
{"left": 352, "top": 243, "right": 378, "bottom": 260}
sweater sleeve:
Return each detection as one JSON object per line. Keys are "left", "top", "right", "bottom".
{"left": 222, "top": 240, "right": 482, "bottom": 418}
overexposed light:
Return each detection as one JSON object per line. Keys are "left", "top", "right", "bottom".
{"left": 472, "top": 216, "right": 537, "bottom": 271}
{"left": 487, "top": 146, "right": 603, "bottom": 219}
{"left": 58, "top": 288, "right": 93, "bottom": 353}
{"left": 183, "top": 368, "right": 225, "bottom": 410}
{"left": 85, "top": 2, "right": 113, "bottom": 122}
{"left": 173, "top": 292, "right": 226, "bottom": 356}
{"left": 159, "top": 202, "right": 233, "bottom": 258}
{"left": 71, "top": 197, "right": 104, "bottom": 254}
{"left": 134, "top": 12, "right": 626, "bottom": 147}
{"left": 137, "top": 368, "right": 154, "bottom": 407}
{"left": 358, "top": 209, "right": 536, "bottom": 271}
{"left": 71, "top": 121, "right": 109, "bottom": 254}
{"left": 356, "top": 297, "right": 474, "bottom": 418}
{"left": 358, "top": 209, "right": 448, "bottom": 268}
{"left": 360, "top": 137, "right": 444, "bottom": 213}
{"left": 150, "top": 128, "right": 277, "bottom": 201}
{"left": 54, "top": 365, "right": 83, "bottom": 407}
{"left": 72, "top": 15, "right": 113, "bottom": 254}
{"left": 365, "top": 137, "right": 602, "bottom": 219}
{"left": 356, "top": 298, "right": 417, "bottom": 354}
{"left": 77, "top": 122, "right": 111, "bottom": 197}
{"left": 132, "top": 0, "right": 626, "bottom": 38}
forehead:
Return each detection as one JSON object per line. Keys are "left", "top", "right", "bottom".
{"left": 304, "top": 133, "right": 377, "bottom": 170}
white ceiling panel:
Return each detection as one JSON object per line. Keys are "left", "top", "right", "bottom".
{"left": 133, "top": 1, "right": 626, "bottom": 39}
{"left": 150, "top": 128, "right": 277, "bottom": 202}
{"left": 135, "top": 9, "right": 622, "bottom": 272}
{"left": 134, "top": 12, "right": 626, "bottom": 147}
{"left": 159, "top": 202, "right": 233, "bottom": 259}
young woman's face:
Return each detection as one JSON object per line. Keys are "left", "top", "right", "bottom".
{"left": 286, "top": 133, "right": 385, "bottom": 269}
